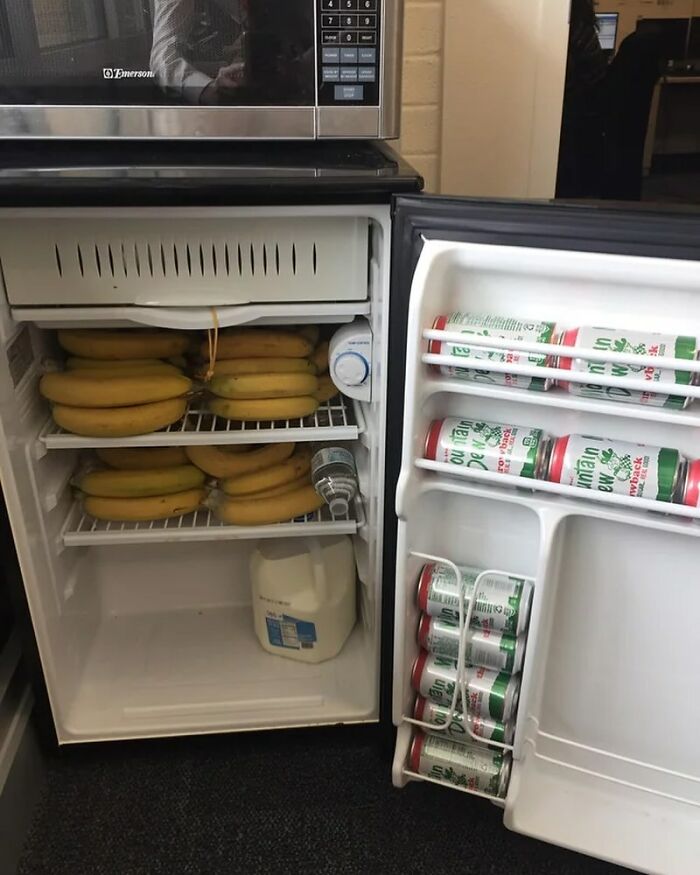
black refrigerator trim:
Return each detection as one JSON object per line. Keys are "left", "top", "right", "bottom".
{"left": 379, "top": 193, "right": 700, "bottom": 752}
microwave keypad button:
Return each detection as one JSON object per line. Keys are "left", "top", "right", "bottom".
{"left": 323, "top": 67, "right": 341, "bottom": 82}
{"left": 340, "top": 67, "right": 358, "bottom": 82}
{"left": 340, "top": 31, "right": 358, "bottom": 44}
{"left": 322, "top": 14, "right": 340, "bottom": 27}
{"left": 342, "top": 14, "right": 358, "bottom": 27}
{"left": 358, "top": 48, "right": 376, "bottom": 63}
{"left": 358, "top": 32, "right": 376, "bottom": 45}
{"left": 342, "top": 0, "right": 358, "bottom": 8}
{"left": 359, "top": 0, "right": 377, "bottom": 8}
{"left": 322, "top": 47, "right": 341, "bottom": 63}
{"left": 334, "top": 85, "right": 364, "bottom": 101}
{"left": 358, "top": 14, "right": 376, "bottom": 27}
{"left": 322, "top": 31, "right": 340, "bottom": 44}
{"left": 321, "top": 0, "right": 340, "bottom": 9}
{"left": 358, "top": 67, "right": 376, "bottom": 82}
{"left": 340, "top": 48, "right": 359, "bottom": 63}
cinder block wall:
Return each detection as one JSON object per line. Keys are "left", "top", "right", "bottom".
{"left": 395, "top": 0, "right": 445, "bottom": 192}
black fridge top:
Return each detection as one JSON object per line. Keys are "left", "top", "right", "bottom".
{"left": 0, "top": 141, "right": 422, "bottom": 207}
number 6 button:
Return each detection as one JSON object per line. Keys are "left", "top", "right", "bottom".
{"left": 360, "top": 0, "right": 377, "bottom": 8}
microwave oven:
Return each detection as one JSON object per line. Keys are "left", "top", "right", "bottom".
{"left": 0, "top": 0, "right": 402, "bottom": 139}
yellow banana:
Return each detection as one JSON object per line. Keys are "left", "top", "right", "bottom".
{"left": 84, "top": 488, "right": 205, "bottom": 522}
{"left": 66, "top": 358, "right": 178, "bottom": 372}
{"left": 314, "top": 374, "right": 339, "bottom": 403}
{"left": 242, "top": 474, "right": 311, "bottom": 500}
{"left": 221, "top": 448, "right": 311, "bottom": 496}
{"left": 40, "top": 372, "right": 191, "bottom": 408}
{"left": 77, "top": 465, "right": 205, "bottom": 498}
{"left": 200, "top": 329, "right": 313, "bottom": 360}
{"left": 185, "top": 442, "right": 294, "bottom": 478}
{"left": 208, "top": 372, "right": 318, "bottom": 401}
{"left": 298, "top": 325, "right": 320, "bottom": 346}
{"left": 58, "top": 330, "right": 189, "bottom": 361}
{"left": 310, "top": 341, "right": 329, "bottom": 374}
{"left": 53, "top": 397, "right": 187, "bottom": 437}
{"left": 96, "top": 446, "right": 189, "bottom": 470}
{"left": 201, "top": 357, "right": 317, "bottom": 378}
{"left": 64, "top": 364, "right": 183, "bottom": 379}
{"left": 212, "top": 484, "right": 324, "bottom": 526}
{"left": 209, "top": 396, "right": 318, "bottom": 422}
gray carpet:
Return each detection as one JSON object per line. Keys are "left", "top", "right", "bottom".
{"left": 18, "top": 727, "right": 629, "bottom": 875}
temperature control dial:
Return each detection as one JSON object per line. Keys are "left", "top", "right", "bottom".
{"left": 329, "top": 319, "right": 373, "bottom": 402}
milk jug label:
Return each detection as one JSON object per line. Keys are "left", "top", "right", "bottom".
{"left": 265, "top": 613, "right": 317, "bottom": 650}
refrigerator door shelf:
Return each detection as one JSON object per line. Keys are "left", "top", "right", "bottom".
{"left": 39, "top": 396, "right": 361, "bottom": 450}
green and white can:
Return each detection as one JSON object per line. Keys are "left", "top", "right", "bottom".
{"left": 417, "top": 562, "right": 533, "bottom": 635}
{"left": 425, "top": 417, "right": 552, "bottom": 480}
{"left": 414, "top": 696, "right": 514, "bottom": 746}
{"left": 429, "top": 312, "right": 557, "bottom": 391}
{"left": 558, "top": 326, "right": 698, "bottom": 409}
{"left": 418, "top": 615, "right": 524, "bottom": 674}
{"left": 411, "top": 652, "right": 520, "bottom": 722}
{"left": 548, "top": 434, "right": 685, "bottom": 503}
{"left": 409, "top": 732, "right": 512, "bottom": 798}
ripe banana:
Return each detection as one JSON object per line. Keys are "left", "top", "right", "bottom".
{"left": 200, "top": 329, "right": 313, "bottom": 360}
{"left": 84, "top": 488, "right": 205, "bottom": 522}
{"left": 65, "top": 364, "right": 184, "bottom": 380}
{"left": 53, "top": 397, "right": 187, "bottom": 437}
{"left": 298, "top": 325, "right": 320, "bottom": 346}
{"left": 77, "top": 465, "right": 205, "bottom": 498}
{"left": 314, "top": 374, "right": 339, "bottom": 403}
{"left": 66, "top": 358, "right": 179, "bottom": 373}
{"left": 202, "top": 357, "right": 318, "bottom": 378}
{"left": 40, "top": 372, "right": 191, "bottom": 408}
{"left": 244, "top": 474, "right": 311, "bottom": 500}
{"left": 221, "top": 448, "right": 311, "bottom": 496}
{"left": 58, "top": 330, "right": 190, "bottom": 361}
{"left": 96, "top": 446, "right": 189, "bottom": 470}
{"left": 208, "top": 372, "right": 318, "bottom": 400}
{"left": 209, "top": 396, "right": 318, "bottom": 422}
{"left": 185, "top": 442, "right": 294, "bottom": 478}
{"left": 212, "top": 484, "right": 324, "bottom": 526}
{"left": 310, "top": 341, "right": 329, "bottom": 374}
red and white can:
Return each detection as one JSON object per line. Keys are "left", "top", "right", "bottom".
{"left": 409, "top": 731, "right": 512, "bottom": 797}
{"left": 418, "top": 614, "right": 524, "bottom": 675}
{"left": 413, "top": 696, "right": 514, "bottom": 746}
{"left": 681, "top": 459, "right": 700, "bottom": 510}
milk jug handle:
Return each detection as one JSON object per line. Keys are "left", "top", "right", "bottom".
{"left": 309, "top": 537, "right": 328, "bottom": 601}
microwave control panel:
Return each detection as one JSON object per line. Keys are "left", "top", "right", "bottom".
{"left": 318, "top": 0, "right": 382, "bottom": 106}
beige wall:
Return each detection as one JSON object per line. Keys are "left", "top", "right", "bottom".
{"left": 395, "top": 0, "right": 445, "bottom": 192}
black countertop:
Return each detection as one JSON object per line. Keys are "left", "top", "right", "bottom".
{"left": 0, "top": 141, "right": 422, "bottom": 207}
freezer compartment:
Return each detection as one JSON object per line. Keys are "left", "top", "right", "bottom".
{"left": 0, "top": 209, "right": 370, "bottom": 309}
{"left": 48, "top": 541, "right": 377, "bottom": 742}
{"left": 392, "top": 482, "right": 543, "bottom": 797}
{"left": 507, "top": 511, "right": 700, "bottom": 871}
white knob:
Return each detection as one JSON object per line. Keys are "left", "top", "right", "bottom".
{"left": 334, "top": 352, "right": 369, "bottom": 387}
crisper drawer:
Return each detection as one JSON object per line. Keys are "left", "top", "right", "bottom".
{"left": 0, "top": 210, "right": 369, "bottom": 308}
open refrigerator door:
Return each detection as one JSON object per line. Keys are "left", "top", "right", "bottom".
{"left": 389, "top": 196, "right": 700, "bottom": 875}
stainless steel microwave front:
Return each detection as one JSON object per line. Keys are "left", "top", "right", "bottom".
{"left": 0, "top": 0, "right": 402, "bottom": 140}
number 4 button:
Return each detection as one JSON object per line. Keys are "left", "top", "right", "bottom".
{"left": 321, "top": 0, "right": 339, "bottom": 9}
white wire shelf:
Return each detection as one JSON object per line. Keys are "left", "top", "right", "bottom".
{"left": 62, "top": 499, "right": 359, "bottom": 547}
{"left": 40, "top": 397, "right": 360, "bottom": 450}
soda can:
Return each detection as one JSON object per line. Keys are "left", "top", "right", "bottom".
{"left": 548, "top": 434, "right": 685, "bottom": 503}
{"left": 424, "top": 417, "right": 552, "bottom": 480}
{"left": 558, "top": 326, "right": 697, "bottom": 410}
{"left": 411, "top": 651, "right": 520, "bottom": 722}
{"left": 413, "top": 696, "right": 514, "bottom": 746}
{"left": 680, "top": 459, "right": 700, "bottom": 512}
{"left": 429, "top": 312, "right": 557, "bottom": 391}
{"left": 417, "top": 562, "right": 533, "bottom": 635}
{"left": 418, "top": 614, "right": 524, "bottom": 675}
{"left": 409, "top": 731, "right": 512, "bottom": 798}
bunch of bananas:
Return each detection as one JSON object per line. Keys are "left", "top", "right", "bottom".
{"left": 75, "top": 447, "right": 206, "bottom": 522}
{"left": 42, "top": 330, "right": 192, "bottom": 436}
{"left": 188, "top": 442, "right": 324, "bottom": 526}
{"left": 202, "top": 326, "right": 338, "bottom": 422}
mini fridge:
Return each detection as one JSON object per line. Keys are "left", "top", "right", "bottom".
{"left": 0, "top": 144, "right": 698, "bottom": 874}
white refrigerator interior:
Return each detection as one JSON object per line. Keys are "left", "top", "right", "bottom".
{"left": 392, "top": 237, "right": 700, "bottom": 875}
{"left": 0, "top": 205, "right": 391, "bottom": 743}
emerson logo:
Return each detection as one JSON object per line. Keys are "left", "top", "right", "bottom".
{"left": 103, "top": 68, "right": 155, "bottom": 80}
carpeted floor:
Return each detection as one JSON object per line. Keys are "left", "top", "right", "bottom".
{"left": 17, "top": 726, "right": 629, "bottom": 875}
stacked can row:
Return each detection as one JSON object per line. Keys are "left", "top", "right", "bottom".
{"left": 408, "top": 563, "right": 534, "bottom": 798}
{"left": 426, "top": 417, "right": 700, "bottom": 509}
{"left": 429, "top": 313, "right": 699, "bottom": 411}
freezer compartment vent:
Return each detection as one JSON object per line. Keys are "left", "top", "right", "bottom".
{"left": 62, "top": 501, "right": 360, "bottom": 547}
{"left": 0, "top": 215, "right": 368, "bottom": 308}
{"left": 40, "top": 397, "right": 361, "bottom": 450}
